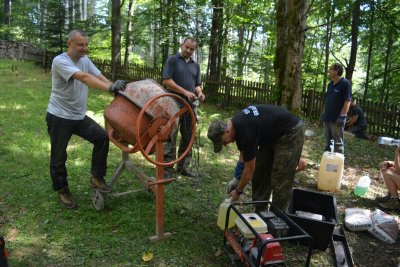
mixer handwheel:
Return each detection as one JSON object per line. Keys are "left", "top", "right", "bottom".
{"left": 92, "top": 189, "right": 105, "bottom": 211}
{"left": 136, "top": 93, "right": 196, "bottom": 167}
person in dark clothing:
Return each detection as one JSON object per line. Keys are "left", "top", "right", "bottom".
{"left": 345, "top": 100, "right": 369, "bottom": 139}
{"left": 322, "top": 63, "right": 352, "bottom": 154}
{"left": 207, "top": 104, "right": 304, "bottom": 211}
{"left": 162, "top": 37, "right": 205, "bottom": 178}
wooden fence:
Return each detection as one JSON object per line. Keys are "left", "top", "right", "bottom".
{"left": 98, "top": 60, "right": 400, "bottom": 138}
{"left": 3, "top": 39, "right": 397, "bottom": 138}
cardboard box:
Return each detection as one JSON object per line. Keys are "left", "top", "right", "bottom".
{"left": 287, "top": 188, "right": 339, "bottom": 250}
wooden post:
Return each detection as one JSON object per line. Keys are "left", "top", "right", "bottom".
{"left": 306, "top": 90, "right": 314, "bottom": 119}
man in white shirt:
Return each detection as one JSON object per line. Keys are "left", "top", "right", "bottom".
{"left": 46, "top": 29, "right": 126, "bottom": 209}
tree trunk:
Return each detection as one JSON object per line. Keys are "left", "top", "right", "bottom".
{"left": 152, "top": 19, "right": 158, "bottom": 68}
{"left": 68, "top": 0, "right": 75, "bottom": 30}
{"left": 237, "top": 27, "right": 254, "bottom": 78}
{"left": 243, "top": 28, "right": 255, "bottom": 73}
{"left": 111, "top": 0, "right": 122, "bottom": 80}
{"left": 172, "top": 0, "right": 178, "bottom": 54}
{"left": 75, "top": 0, "right": 81, "bottom": 22}
{"left": 124, "top": 0, "right": 134, "bottom": 66}
{"left": 160, "top": 0, "right": 171, "bottom": 68}
{"left": 322, "top": 1, "right": 334, "bottom": 93}
{"left": 208, "top": 0, "right": 223, "bottom": 82}
{"left": 237, "top": 25, "right": 245, "bottom": 77}
{"left": 90, "top": 0, "right": 95, "bottom": 18}
{"left": 346, "top": 0, "right": 361, "bottom": 82}
{"left": 274, "top": 0, "right": 308, "bottom": 114}
{"left": 221, "top": 4, "right": 233, "bottom": 79}
{"left": 4, "top": 0, "right": 11, "bottom": 26}
{"left": 364, "top": 0, "right": 375, "bottom": 99}
{"left": 83, "top": 0, "right": 87, "bottom": 21}
{"left": 381, "top": 31, "right": 393, "bottom": 103}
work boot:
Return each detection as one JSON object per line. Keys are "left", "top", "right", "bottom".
{"left": 90, "top": 176, "right": 111, "bottom": 193}
{"left": 375, "top": 192, "right": 391, "bottom": 203}
{"left": 377, "top": 197, "right": 400, "bottom": 211}
{"left": 164, "top": 167, "right": 175, "bottom": 179}
{"left": 57, "top": 187, "right": 77, "bottom": 209}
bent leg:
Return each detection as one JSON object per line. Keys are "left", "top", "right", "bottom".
{"left": 75, "top": 116, "right": 109, "bottom": 179}
{"left": 381, "top": 168, "right": 400, "bottom": 197}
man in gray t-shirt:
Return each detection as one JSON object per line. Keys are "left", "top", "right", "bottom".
{"left": 46, "top": 29, "right": 127, "bottom": 209}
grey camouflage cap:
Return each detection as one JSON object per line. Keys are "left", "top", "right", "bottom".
{"left": 207, "top": 120, "right": 227, "bottom": 153}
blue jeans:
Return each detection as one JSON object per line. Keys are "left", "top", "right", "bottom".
{"left": 324, "top": 121, "right": 344, "bottom": 154}
{"left": 46, "top": 112, "right": 109, "bottom": 191}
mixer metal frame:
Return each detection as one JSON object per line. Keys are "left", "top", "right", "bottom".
{"left": 92, "top": 92, "right": 196, "bottom": 241}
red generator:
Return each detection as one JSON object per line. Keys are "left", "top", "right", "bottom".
{"left": 249, "top": 233, "right": 284, "bottom": 266}
{"left": 222, "top": 201, "right": 313, "bottom": 267}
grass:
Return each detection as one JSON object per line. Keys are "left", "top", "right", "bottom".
{"left": 0, "top": 59, "right": 399, "bottom": 267}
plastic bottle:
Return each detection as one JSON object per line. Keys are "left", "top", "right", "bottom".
{"left": 217, "top": 198, "right": 237, "bottom": 230}
{"left": 378, "top": 137, "right": 400, "bottom": 147}
{"left": 317, "top": 140, "right": 345, "bottom": 192}
{"left": 354, "top": 175, "right": 371, "bottom": 197}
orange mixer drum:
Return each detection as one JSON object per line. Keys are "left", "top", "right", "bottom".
{"left": 104, "top": 79, "right": 180, "bottom": 151}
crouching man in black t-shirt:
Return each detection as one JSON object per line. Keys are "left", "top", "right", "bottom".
{"left": 207, "top": 104, "right": 304, "bottom": 212}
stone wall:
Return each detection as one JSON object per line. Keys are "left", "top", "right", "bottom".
{"left": 0, "top": 40, "right": 55, "bottom": 66}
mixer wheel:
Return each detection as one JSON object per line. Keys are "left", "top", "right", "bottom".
{"left": 92, "top": 189, "right": 105, "bottom": 211}
{"left": 136, "top": 93, "right": 196, "bottom": 167}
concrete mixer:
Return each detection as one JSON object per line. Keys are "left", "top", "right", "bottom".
{"left": 93, "top": 78, "right": 196, "bottom": 241}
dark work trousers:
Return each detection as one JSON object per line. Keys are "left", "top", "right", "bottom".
{"left": 164, "top": 109, "right": 194, "bottom": 171}
{"left": 324, "top": 121, "right": 345, "bottom": 154}
{"left": 347, "top": 124, "right": 369, "bottom": 139}
{"left": 46, "top": 112, "right": 109, "bottom": 191}
{"left": 252, "top": 122, "right": 304, "bottom": 212}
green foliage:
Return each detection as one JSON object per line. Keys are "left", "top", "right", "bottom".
{"left": 2, "top": 0, "right": 400, "bottom": 103}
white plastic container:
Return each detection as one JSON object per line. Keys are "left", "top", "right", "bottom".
{"left": 217, "top": 198, "right": 237, "bottom": 230}
{"left": 235, "top": 213, "right": 268, "bottom": 238}
{"left": 354, "top": 175, "right": 371, "bottom": 197}
{"left": 378, "top": 136, "right": 400, "bottom": 147}
{"left": 317, "top": 151, "right": 344, "bottom": 192}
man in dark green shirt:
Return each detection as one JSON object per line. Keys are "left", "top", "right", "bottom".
{"left": 208, "top": 104, "right": 304, "bottom": 211}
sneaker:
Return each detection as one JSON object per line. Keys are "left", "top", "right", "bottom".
{"left": 57, "top": 187, "right": 77, "bottom": 209}
{"left": 375, "top": 192, "right": 391, "bottom": 203}
{"left": 90, "top": 176, "right": 111, "bottom": 193}
{"left": 377, "top": 197, "right": 400, "bottom": 211}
